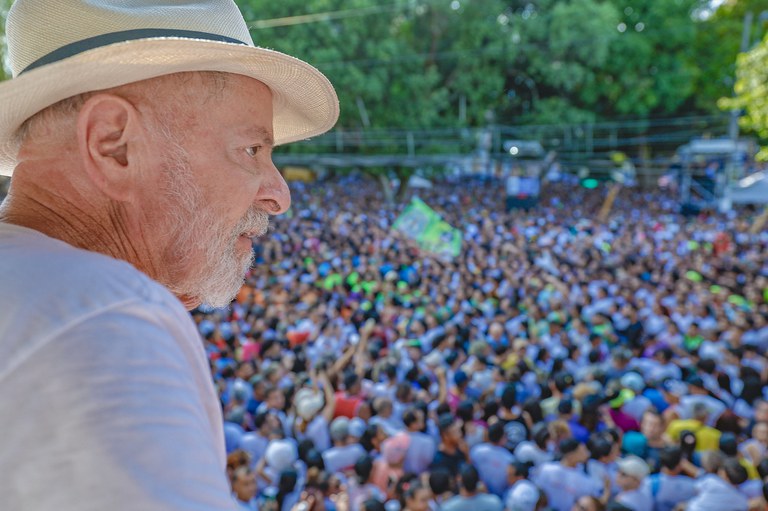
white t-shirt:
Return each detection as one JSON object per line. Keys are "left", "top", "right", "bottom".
{"left": 615, "top": 487, "right": 653, "bottom": 511}
{"left": 532, "top": 462, "right": 602, "bottom": 511}
{"left": 586, "top": 460, "right": 619, "bottom": 496}
{"left": 369, "top": 415, "right": 404, "bottom": 436}
{"left": 678, "top": 396, "right": 727, "bottom": 426}
{"left": 739, "top": 479, "right": 764, "bottom": 500}
{"left": 0, "top": 223, "right": 235, "bottom": 510}
{"left": 686, "top": 475, "right": 749, "bottom": 511}
{"left": 235, "top": 496, "right": 260, "bottom": 510}
{"left": 470, "top": 443, "right": 514, "bottom": 497}
{"left": 322, "top": 443, "right": 366, "bottom": 474}
{"left": 514, "top": 441, "right": 553, "bottom": 466}
{"left": 300, "top": 415, "right": 331, "bottom": 452}
{"left": 504, "top": 479, "right": 540, "bottom": 511}
{"left": 441, "top": 493, "right": 504, "bottom": 511}
{"left": 240, "top": 432, "right": 269, "bottom": 468}
{"left": 403, "top": 431, "right": 436, "bottom": 475}
{"left": 641, "top": 473, "right": 697, "bottom": 511}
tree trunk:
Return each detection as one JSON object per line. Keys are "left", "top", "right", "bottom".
{"left": 394, "top": 166, "right": 413, "bottom": 202}
{"left": 377, "top": 173, "right": 395, "bottom": 206}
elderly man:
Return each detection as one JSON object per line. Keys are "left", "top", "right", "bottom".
{"left": 613, "top": 456, "right": 652, "bottom": 511}
{"left": 0, "top": 0, "right": 337, "bottom": 509}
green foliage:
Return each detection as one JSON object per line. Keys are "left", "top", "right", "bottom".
{"left": 606, "top": 0, "right": 699, "bottom": 116}
{"left": 693, "top": 0, "right": 768, "bottom": 114}
{"left": 525, "top": 97, "right": 596, "bottom": 126}
{"left": 242, "top": 0, "right": 763, "bottom": 147}
{"left": 0, "top": 0, "right": 755, "bottom": 140}
{"left": 244, "top": 0, "right": 454, "bottom": 132}
{"left": 0, "top": 0, "right": 12, "bottom": 81}
{"left": 501, "top": 0, "right": 705, "bottom": 123}
{"left": 715, "top": 1, "right": 768, "bottom": 160}
{"left": 724, "top": 36, "right": 768, "bottom": 159}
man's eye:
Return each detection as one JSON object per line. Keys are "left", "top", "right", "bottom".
{"left": 246, "top": 146, "right": 260, "bottom": 157}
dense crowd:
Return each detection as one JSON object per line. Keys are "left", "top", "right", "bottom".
{"left": 195, "top": 174, "right": 768, "bottom": 511}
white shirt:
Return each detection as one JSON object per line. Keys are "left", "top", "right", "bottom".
{"left": 646, "top": 361, "right": 683, "bottom": 383}
{"left": 615, "top": 487, "right": 653, "bottom": 511}
{"left": 532, "top": 462, "right": 602, "bottom": 511}
{"left": 739, "top": 479, "right": 764, "bottom": 500}
{"left": 369, "top": 415, "right": 404, "bottom": 436}
{"left": 0, "top": 223, "right": 235, "bottom": 510}
{"left": 441, "top": 494, "right": 504, "bottom": 511}
{"left": 587, "top": 460, "right": 619, "bottom": 496}
{"left": 504, "top": 479, "right": 539, "bottom": 511}
{"left": 240, "top": 433, "right": 269, "bottom": 468}
{"left": 678, "top": 396, "right": 727, "bottom": 426}
{"left": 302, "top": 415, "right": 331, "bottom": 453}
{"left": 686, "top": 475, "right": 749, "bottom": 511}
{"left": 641, "top": 473, "right": 697, "bottom": 511}
{"left": 514, "top": 441, "right": 553, "bottom": 466}
{"left": 470, "top": 443, "right": 514, "bottom": 497}
{"left": 235, "top": 497, "right": 260, "bottom": 510}
{"left": 403, "top": 431, "right": 436, "bottom": 475}
{"left": 322, "top": 444, "right": 366, "bottom": 474}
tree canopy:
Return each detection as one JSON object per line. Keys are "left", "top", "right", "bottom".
{"left": 725, "top": 36, "right": 768, "bottom": 159}
{"left": 241, "top": 0, "right": 745, "bottom": 133}
{"left": 0, "top": 0, "right": 760, "bottom": 138}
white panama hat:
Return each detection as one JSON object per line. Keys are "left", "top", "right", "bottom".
{"left": 0, "top": 0, "right": 339, "bottom": 177}
{"left": 294, "top": 388, "right": 325, "bottom": 421}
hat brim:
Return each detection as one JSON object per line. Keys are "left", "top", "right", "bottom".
{"left": 0, "top": 37, "right": 339, "bottom": 176}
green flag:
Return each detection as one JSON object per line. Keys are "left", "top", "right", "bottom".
{"left": 392, "top": 198, "right": 462, "bottom": 258}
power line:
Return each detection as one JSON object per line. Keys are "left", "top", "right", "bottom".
{"left": 246, "top": 0, "right": 460, "bottom": 29}
{"left": 311, "top": 20, "right": 707, "bottom": 70}
{"left": 247, "top": 4, "right": 399, "bottom": 29}
{"left": 247, "top": 5, "right": 716, "bottom": 72}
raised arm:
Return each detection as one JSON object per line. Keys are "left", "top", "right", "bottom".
{"left": 318, "top": 370, "right": 337, "bottom": 423}
{"left": 329, "top": 344, "right": 357, "bottom": 378}
{"left": 354, "top": 318, "right": 377, "bottom": 378}
{"left": 435, "top": 366, "right": 448, "bottom": 404}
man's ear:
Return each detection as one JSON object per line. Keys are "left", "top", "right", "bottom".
{"left": 76, "top": 94, "right": 143, "bottom": 202}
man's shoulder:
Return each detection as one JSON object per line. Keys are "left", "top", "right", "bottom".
{"left": 469, "top": 442, "right": 492, "bottom": 456}
{"left": 440, "top": 495, "right": 466, "bottom": 511}
{"left": 345, "top": 443, "right": 367, "bottom": 455}
{"left": 475, "top": 493, "right": 503, "bottom": 503}
{"left": 0, "top": 223, "right": 194, "bottom": 377}
{"left": 324, "top": 443, "right": 363, "bottom": 457}
{"left": 665, "top": 474, "right": 697, "bottom": 492}
{"left": 1, "top": 223, "right": 170, "bottom": 303}
{"left": 411, "top": 431, "right": 436, "bottom": 443}
{"left": 470, "top": 493, "right": 503, "bottom": 511}
{"left": 616, "top": 488, "right": 652, "bottom": 509}
{"left": 537, "top": 460, "right": 561, "bottom": 472}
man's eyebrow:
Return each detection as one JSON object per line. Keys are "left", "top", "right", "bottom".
{"left": 243, "top": 126, "right": 274, "bottom": 146}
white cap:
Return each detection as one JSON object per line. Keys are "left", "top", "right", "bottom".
{"left": 265, "top": 439, "right": 298, "bottom": 472}
{"left": 617, "top": 455, "right": 650, "bottom": 481}
{"left": 620, "top": 372, "right": 645, "bottom": 393}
